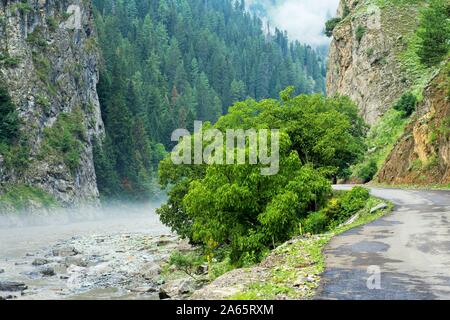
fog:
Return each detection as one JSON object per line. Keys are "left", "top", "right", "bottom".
{"left": 0, "top": 199, "right": 166, "bottom": 229}
{"left": 0, "top": 200, "right": 171, "bottom": 258}
{"left": 247, "top": 0, "right": 340, "bottom": 46}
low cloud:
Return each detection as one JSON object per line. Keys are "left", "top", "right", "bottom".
{"left": 248, "top": 0, "right": 340, "bottom": 46}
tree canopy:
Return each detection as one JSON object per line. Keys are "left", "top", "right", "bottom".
{"left": 92, "top": 0, "right": 327, "bottom": 200}
{"left": 158, "top": 90, "right": 366, "bottom": 263}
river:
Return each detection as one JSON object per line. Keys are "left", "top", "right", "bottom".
{"left": 0, "top": 203, "right": 190, "bottom": 300}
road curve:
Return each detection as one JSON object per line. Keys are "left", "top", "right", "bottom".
{"left": 316, "top": 185, "right": 450, "bottom": 300}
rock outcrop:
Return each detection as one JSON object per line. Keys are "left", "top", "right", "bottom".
{"left": 0, "top": 0, "right": 104, "bottom": 208}
{"left": 328, "top": 1, "right": 450, "bottom": 186}
{"left": 378, "top": 62, "right": 450, "bottom": 185}
{"left": 327, "top": 0, "right": 421, "bottom": 124}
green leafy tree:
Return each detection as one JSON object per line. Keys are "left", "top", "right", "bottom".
{"left": 418, "top": 0, "right": 450, "bottom": 66}
{"left": 394, "top": 92, "right": 417, "bottom": 118}
{"left": 158, "top": 89, "right": 366, "bottom": 263}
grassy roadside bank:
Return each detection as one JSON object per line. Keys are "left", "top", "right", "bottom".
{"left": 160, "top": 193, "right": 393, "bottom": 300}
{"left": 225, "top": 196, "right": 393, "bottom": 300}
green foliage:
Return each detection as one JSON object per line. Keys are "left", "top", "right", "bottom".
{"left": 302, "top": 210, "right": 329, "bottom": 235}
{"left": 393, "top": 92, "right": 417, "bottom": 117}
{"left": 92, "top": 0, "right": 327, "bottom": 200}
{"left": 0, "top": 85, "right": 20, "bottom": 145}
{"left": 26, "top": 27, "right": 47, "bottom": 49}
{"left": 169, "top": 251, "right": 205, "bottom": 278}
{"left": 0, "top": 53, "right": 20, "bottom": 68}
{"left": 158, "top": 91, "right": 366, "bottom": 263}
{"left": 325, "top": 17, "right": 342, "bottom": 37}
{"left": 417, "top": 0, "right": 450, "bottom": 67}
{"left": 355, "top": 25, "right": 366, "bottom": 43}
{"left": 0, "top": 185, "right": 57, "bottom": 213}
{"left": 352, "top": 108, "right": 409, "bottom": 182}
{"left": 337, "top": 186, "right": 370, "bottom": 222}
{"left": 40, "top": 108, "right": 87, "bottom": 173}
{"left": 356, "top": 159, "right": 378, "bottom": 183}
{"left": 10, "top": 2, "right": 33, "bottom": 15}
{"left": 0, "top": 139, "right": 30, "bottom": 174}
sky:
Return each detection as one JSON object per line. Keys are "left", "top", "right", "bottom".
{"left": 247, "top": 0, "right": 340, "bottom": 47}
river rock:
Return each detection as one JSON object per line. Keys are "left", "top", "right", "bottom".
{"left": 64, "top": 255, "right": 87, "bottom": 267}
{"left": 140, "top": 263, "right": 162, "bottom": 280}
{"left": 160, "top": 278, "right": 196, "bottom": 299}
{"left": 0, "top": 281, "right": 28, "bottom": 292}
{"left": 0, "top": 269, "right": 4, "bottom": 274}
{"left": 32, "top": 258, "right": 49, "bottom": 266}
{"left": 53, "top": 246, "right": 79, "bottom": 257}
{"left": 40, "top": 267, "right": 56, "bottom": 277}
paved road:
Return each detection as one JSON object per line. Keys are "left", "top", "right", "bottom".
{"left": 316, "top": 185, "right": 450, "bottom": 300}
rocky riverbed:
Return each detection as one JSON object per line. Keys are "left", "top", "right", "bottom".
{"left": 0, "top": 207, "right": 208, "bottom": 300}
{"left": 0, "top": 232, "right": 199, "bottom": 300}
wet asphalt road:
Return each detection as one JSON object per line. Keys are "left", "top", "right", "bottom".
{"left": 316, "top": 185, "right": 450, "bottom": 300}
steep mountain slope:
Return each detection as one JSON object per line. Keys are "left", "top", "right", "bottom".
{"left": 0, "top": 0, "right": 104, "bottom": 211}
{"left": 327, "top": 0, "right": 450, "bottom": 186}
{"left": 378, "top": 60, "right": 450, "bottom": 185}
{"left": 327, "top": 0, "right": 432, "bottom": 125}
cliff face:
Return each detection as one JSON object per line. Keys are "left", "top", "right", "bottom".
{"left": 328, "top": 0, "right": 450, "bottom": 186}
{"left": 378, "top": 62, "right": 450, "bottom": 185}
{"left": 327, "top": 0, "right": 421, "bottom": 125}
{"left": 0, "top": 0, "right": 104, "bottom": 208}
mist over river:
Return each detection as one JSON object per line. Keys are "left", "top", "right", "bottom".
{"left": 0, "top": 203, "right": 192, "bottom": 300}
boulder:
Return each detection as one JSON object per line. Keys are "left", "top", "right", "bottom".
{"left": 32, "top": 258, "right": 49, "bottom": 266}
{"left": 140, "top": 263, "right": 162, "bottom": 280}
{"left": 40, "top": 267, "right": 56, "bottom": 277}
{"left": 0, "top": 281, "right": 28, "bottom": 292}
{"left": 64, "top": 255, "right": 87, "bottom": 267}
{"left": 52, "top": 246, "right": 79, "bottom": 257}
{"left": 160, "top": 278, "right": 196, "bottom": 299}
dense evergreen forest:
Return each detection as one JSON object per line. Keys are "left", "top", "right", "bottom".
{"left": 92, "top": 0, "right": 327, "bottom": 201}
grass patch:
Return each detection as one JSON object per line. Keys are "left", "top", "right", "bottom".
{"left": 40, "top": 107, "right": 87, "bottom": 173}
{"left": 0, "top": 185, "right": 57, "bottom": 213}
{"left": 352, "top": 108, "right": 409, "bottom": 182}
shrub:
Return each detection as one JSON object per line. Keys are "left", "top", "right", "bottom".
{"left": 0, "top": 85, "right": 20, "bottom": 145}
{"left": 355, "top": 25, "right": 366, "bottom": 43}
{"left": 325, "top": 18, "right": 342, "bottom": 37}
{"left": 41, "top": 108, "right": 87, "bottom": 172}
{"left": 357, "top": 159, "right": 378, "bottom": 183}
{"left": 303, "top": 211, "right": 329, "bottom": 235}
{"left": 339, "top": 187, "right": 370, "bottom": 221}
{"left": 0, "top": 53, "right": 20, "bottom": 68}
{"left": 169, "top": 251, "right": 205, "bottom": 279}
{"left": 324, "top": 187, "right": 370, "bottom": 227}
{"left": 0, "top": 185, "right": 57, "bottom": 212}
{"left": 394, "top": 92, "right": 417, "bottom": 117}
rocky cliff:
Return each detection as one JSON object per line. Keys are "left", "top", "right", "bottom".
{"left": 327, "top": 0, "right": 423, "bottom": 125}
{"left": 378, "top": 61, "right": 450, "bottom": 185}
{"left": 0, "top": 0, "right": 104, "bottom": 210}
{"left": 328, "top": 0, "right": 450, "bottom": 186}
